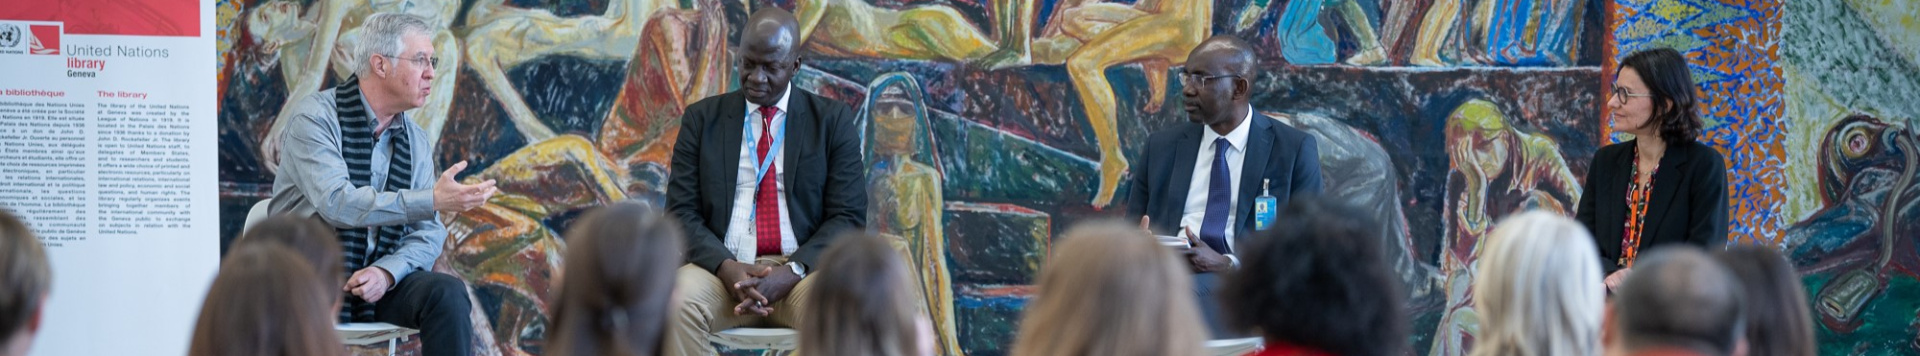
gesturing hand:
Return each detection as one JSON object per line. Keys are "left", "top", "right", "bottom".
{"left": 1184, "top": 226, "right": 1233, "bottom": 273}
{"left": 433, "top": 160, "right": 498, "bottom": 213}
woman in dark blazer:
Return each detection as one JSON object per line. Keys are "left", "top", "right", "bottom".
{"left": 1575, "top": 48, "right": 1729, "bottom": 292}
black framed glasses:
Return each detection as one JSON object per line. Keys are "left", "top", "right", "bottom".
{"left": 1610, "top": 87, "right": 1651, "bottom": 102}
{"left": 1179, "top": 72, "right": 1243, "bottom": 86}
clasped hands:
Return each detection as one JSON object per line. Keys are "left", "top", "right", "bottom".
{"left": 717, "top": 259, "right": 803, "bottom": 316}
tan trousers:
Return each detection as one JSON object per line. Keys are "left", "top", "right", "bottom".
{"left": 668, "top": 258, "right": 817, "bottom": 356}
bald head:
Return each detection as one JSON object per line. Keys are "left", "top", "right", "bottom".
{"left": 1187, "top": 36, "right": 1256, "bottom": 78}
{"left": 1610, "top": 247, "right": 1746, "bottom": 356}
{"left": 1181, "top": 35, "right": 1257, "bottom": 132}
{"left": 743, "top": 8, "right": 800, "bottom": 60}
{"left": 739, "top": 8, "right": 802, "bottom": 106}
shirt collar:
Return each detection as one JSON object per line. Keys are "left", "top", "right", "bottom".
{"left": 1203, "top": 105, "right": 1254, "bottom": 152}
{"left": 746, "top": 83, "right": 793, "bottom": 116}
{"left": 363, "top": 95, "right": 408, "bottom": 137}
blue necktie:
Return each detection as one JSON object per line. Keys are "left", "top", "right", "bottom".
{"left": 1200, "top": 137, "right": 1232, "bottom": 254}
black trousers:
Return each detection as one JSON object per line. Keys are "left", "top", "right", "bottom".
{"left": 374, "top": 271, "right": 474, "bottom": 356}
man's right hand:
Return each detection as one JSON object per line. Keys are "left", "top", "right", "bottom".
{"left": 433, "top": 161, "right": 498, "bottom": 213}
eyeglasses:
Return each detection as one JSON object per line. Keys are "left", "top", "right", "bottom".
{"left": 380, "top": 54, "right": 438, "bottom": 70}
{"left": 1179, "top": 72, "right": 1243, "bottom": 87}
{"left": 1610, "top": 87, "right": 1651, "bottom": 103}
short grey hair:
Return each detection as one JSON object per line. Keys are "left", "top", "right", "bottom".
{"left": 350, "top": 12, "right": 432, "bottom": 75}
{"left": 1471, "top": 211, "right": 1605, "bottom": 356}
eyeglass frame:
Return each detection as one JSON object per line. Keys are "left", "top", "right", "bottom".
{"left": 377, "top": 53, "right": 439, "bottom": 70}
{"left": 1179, "top": 72, "right": 1244, "bottom": 87}
{"left": 1609, "top": 87, "right": 1651, "bottom": 103}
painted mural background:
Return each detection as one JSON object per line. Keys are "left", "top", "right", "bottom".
{"left": 1779, "top": 0, "right": 1920, "bottom": 353}
{"left": 1614, "top": 0, "right": 1920, "bottom": 353}
{"left": 205, "top": 0, "right": 1913, "bottom": 354}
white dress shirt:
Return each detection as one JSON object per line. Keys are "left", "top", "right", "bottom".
{"left": 725, "top": 86, "right": 798, "bottom": 262}
{"left": 1180, "top": 107, "right": 1254, "bottom": 256}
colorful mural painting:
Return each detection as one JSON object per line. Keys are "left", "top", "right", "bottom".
{"left": 1611, "top": 0, "right": 1784, "bottom": 246}
{"left": 215, "top": 0, "right": 1613, "bottom": 354}
{"left": 1614, "top": 0, "right": 1920, "bottom": 353}
{"left": 1781, "top": 0, "right": 1920, "bottom": 353}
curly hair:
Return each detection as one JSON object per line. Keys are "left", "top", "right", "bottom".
{"left": 1619, "top": 48, "right": 1703, "bottom": 143}
{"left": 1220, "top": 198, "right": 1407, "bottom": 356}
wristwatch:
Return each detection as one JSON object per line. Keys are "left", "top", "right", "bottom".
{"left": 786, "top": 261, "right": 808, "bottom": 278}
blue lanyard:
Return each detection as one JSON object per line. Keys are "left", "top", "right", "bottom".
{"left": 744, "top": 108, "right": 787, "bottom": 197}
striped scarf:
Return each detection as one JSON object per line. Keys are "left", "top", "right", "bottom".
{"left": 332, "top": 75, "right": 414, "bottom": 322}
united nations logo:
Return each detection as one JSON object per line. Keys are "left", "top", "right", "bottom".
{"left": 0, "top": 24, "right": 21, "bottom": 49}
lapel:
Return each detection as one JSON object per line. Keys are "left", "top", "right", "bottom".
{"left": 1166, "top": 124, "right": 1203, "bottom": 227}
{"left": 783, "top": 89, "right": 812, "bottom": 193}
{"left": 1234, "top": 116, "right": 1275, "bottom": 233}
{"left": 714, "top": 91, "right": 748, "bottom": 208}
{"left": 1642, "top": 142, "right": 1689, "bottom": 242}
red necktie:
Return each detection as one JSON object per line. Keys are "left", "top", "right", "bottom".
{"left": 753, "top": 106, "right": 782, "bottom": 256}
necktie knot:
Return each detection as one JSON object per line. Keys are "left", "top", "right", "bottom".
{"left": 1213, "top": 137, "right": 1230, "bottom": 152}
{"left": 757, "top": 106, "right": 779, "bottom": 124}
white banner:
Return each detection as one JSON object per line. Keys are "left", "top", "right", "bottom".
{"left": 0, "top": 0, "right": 218, "bottom": 354}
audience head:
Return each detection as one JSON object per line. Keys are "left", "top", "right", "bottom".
{"left": 1711, "top": 246, "right": 1814, "bottom": 356}
{"left": 739, "top": 8, "right": 801, "bottom": 106}
{"left": 188, "top": 244, "right": 344, "bottom": 356}
{"left": 237, "top": 215, "right": 344, "bottom": 311}
{"left": 1012, "top": 220, "right": 1207, "bottom": 356}
{"left": 1221, "top": 198, "right": 1407, "bottom": 356}
{"left": 1604, "top": 246, "right": 1745, "bottom": 356}
{"left": 800, "top": 233, "right": 931, "bottom": 356}
{"left": 1471, "top": 211, "right": 1605, "bottom": 356}
{"left": 547, "top": 202, "right": 684, "bottom": 356}
{"left": 0, "top": 210, "right": 51, "bottom": 356}
{"left": 1612, "top": 47, "right": 1702, "bottom": 143}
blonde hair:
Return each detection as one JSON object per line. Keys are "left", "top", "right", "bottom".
{"left": 0, "top": 210, "right": 50, "bottom": 342}
{"left": 1471, "top": 211, "right": 1604, "bottom": 356}
{"left": 1011, "top": 221, "right": 1207, "bottom": 356}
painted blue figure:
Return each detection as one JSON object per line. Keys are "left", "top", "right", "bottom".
{"left": 1482, "top": 0, "right": 1584, "bottom": 66}
{"left": 1272, "top": 0, "right": 1386, "bottom": 65}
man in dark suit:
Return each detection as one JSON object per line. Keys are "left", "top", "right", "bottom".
{"left": 1126, "top": 35, "right": 1324, "bottom": 337}
{"left": 664, "top": 8, "right": 866, "bottom": 356}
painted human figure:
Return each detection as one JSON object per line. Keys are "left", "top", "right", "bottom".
{"left": 1431, "top": 99, "right": 1583, "bottom": 355}
{"left": 863, "top": 73, "right": 963, "bottom": 356}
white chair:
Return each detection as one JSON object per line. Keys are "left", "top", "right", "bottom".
{"left": 708, "top": 327, "right": 799, "bottom": 355}
{"left": 1205, "top": 337, "right": 1263, "bottom": 356}
{"left": 243, "top": 200, "right": 421, "bottom": 356}
{"left": 336, "top": 322, "right": 420, "bottom": 356}
{"left": 241, "top": 198, "right": 273, "bottom": 234}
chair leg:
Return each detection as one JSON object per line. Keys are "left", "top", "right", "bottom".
{"left": 387, "top": 337, "right": 397, "bottom": 356}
